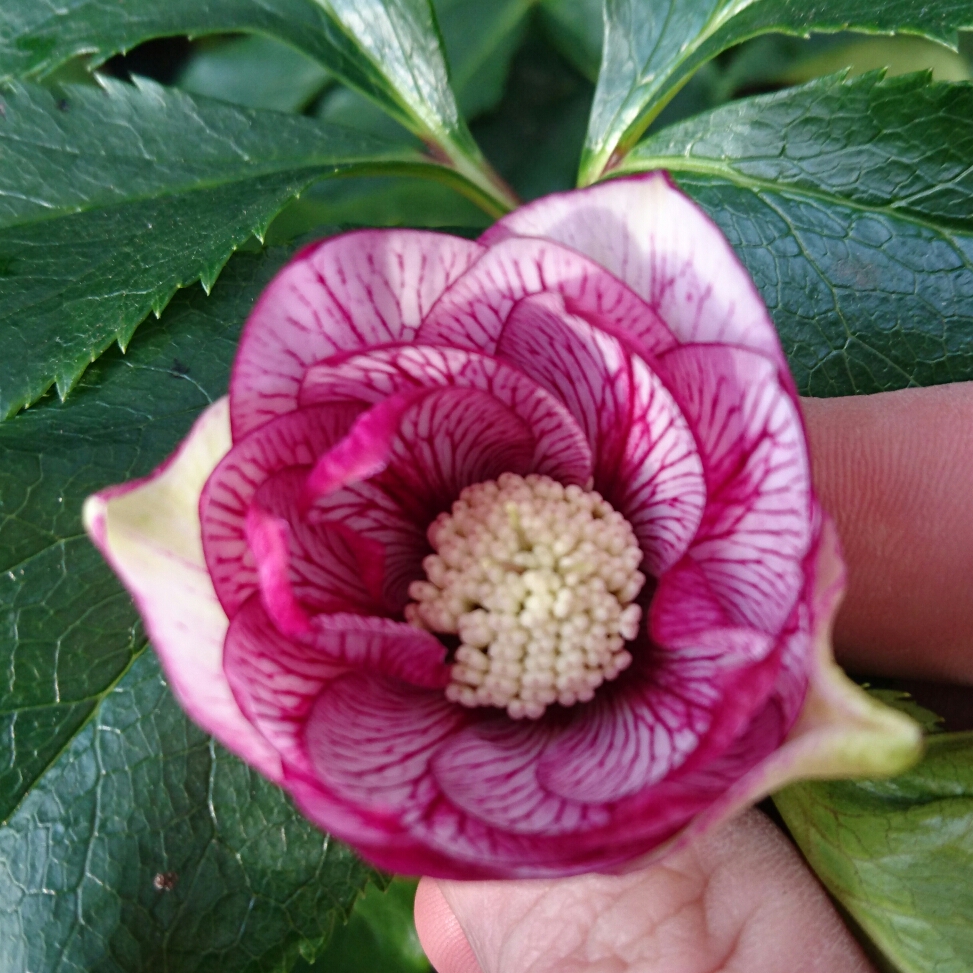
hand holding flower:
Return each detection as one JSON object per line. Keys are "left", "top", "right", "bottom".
{"left": 84, "top": 173, "right": 921, "bottom": 879}
{"left": 415, "top": 379, "right": 973, "bottom": 973}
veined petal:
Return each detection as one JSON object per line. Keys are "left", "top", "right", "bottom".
{"left": 492, "top": 294, "right": 705, "bottom": 576}
{"left": 300, "top": 344, "right": 594, "bottom": 497}
{"left": 495, "top": 292, "right": 634, "bottom": 484}
{"left": 254, "top": 469, "right": 388, "bottom": 615}
{"left": 418, "top": 236, "right": 676, "bottom": 359}
{"left": 199, "top": 403, "right": 369, "bottom": 617}
{"left": 223, "top": 598, "right": 452, "bottom": 770}
{"left": 82, "top": 399, "right": 282, "bottom": 783}
{"left": 374, "top": 388, "right": 537, "bottom": 519}
{"left": 657, "top": 344, "right": 812, "bottom": 631}
{"left": 431, "top": 719, "right": 611, "bottom": 836}
{"left": 231, "top": 230, "right": 485, "bottom": 438}
{"left": 245, "top": 504, "right": 312, "bottom": 637}
{"left": 615, "top": 354, "right": 706, "bottom": 576}
{"left": 481, "top": 172, "right": 787, "bottom": 375}
{"left": 648, "top": 517, "right": 923, "bottom": 866}
{"left": 305, "top": 672, "right": 467, "bottom": 818}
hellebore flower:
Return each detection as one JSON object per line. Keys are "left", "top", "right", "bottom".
{"left": 84, "top": 173, "right": 920, "bottom": 879}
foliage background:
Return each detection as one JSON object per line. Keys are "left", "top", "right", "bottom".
{"left": 1, "top": 2, "right": 972, "bottom": 971}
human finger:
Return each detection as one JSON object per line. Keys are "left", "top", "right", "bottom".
{"left": 803, "top": 382, "right": 973, "bottom": 683}
{"left": 416, "top": 811, "right": 873, "bottom": 973}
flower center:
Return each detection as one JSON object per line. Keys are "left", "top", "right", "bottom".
{"left": 406, "top": 473, "right": 645, "bottom": 719}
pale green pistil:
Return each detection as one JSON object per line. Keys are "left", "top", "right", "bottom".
{"left": 406, "top": 473, "right": 645, "bottom": 719}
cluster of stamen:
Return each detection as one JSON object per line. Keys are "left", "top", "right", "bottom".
{"left": 405, "top": 473, "right": 645, "bottom": 719}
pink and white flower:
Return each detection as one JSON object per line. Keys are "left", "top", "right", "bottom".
{"left": 84, "top": 173, "right": 920, "bottom": 879}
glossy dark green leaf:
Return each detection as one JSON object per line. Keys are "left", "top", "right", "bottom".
{"left": 437, "top": 0, "right": 534, "bottom": 117}
{"left": 0, "top": 653, "right": 376, "bottom": 973}
{"left": 175, "top": 0, "right": 530, "bottom": 121}
{"left": 0, "top": 242, "right": 379, "bottom": 972}
{"left": 0, "top": 77, "right": 459, "bottom": 419}
{"left": 774, "top": 732, "right": 973, "bottom": 973}
{"left": 581, "top": 0, "right": 973, "bottom": 183}
{"left": 295, "top": 879, "right": 431, "bottom": 973}
{"left": 539, "top": 0, "right": 604, "bottom": 81}
{"left": 266, "top": 178, "right": 489, "bottom": 241}
{"left": 619, "top": 72, "right": 973, "bottom": 394}
{"left": 176, "top": 35, "right": 333, "bottom": 112}
{"left": 0, "top": 242, "right": 290, "bottom": 825}
{"left": 0, "top": 0, "right": 514, "bottom": 212}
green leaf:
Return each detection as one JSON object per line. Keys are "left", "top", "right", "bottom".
{"left": 581, "top": 0, "right": 973, "bottom": 184}
{"left": 0, "top": 240, "right": 289, "bottom": 824}
{"left": 296, "top": 879, "right": 431, "bottom": 973}
{"left": 436, "top": 0, "right": 534, "bottom": 117}
{"left": 0, "top": 0, "right": 516, "bottom": 212}
{"left": 0, "top": 654, "right": 376, "bottom": 973}
{"left": 0, "top": 77, "right": 465, "bottom": 419}
{"left": 0, "top": 242, "right": 378, "bottom": 972}
{"left": 866, "top": 689, "right": 946, "bottom": 734}
{"left": 176, "top": 35, "right": 333, "bottom": 112}
{"left": 539, "top": 0, "right": 604, "bottom": 81}
{"left": 774, "top": 732, "right": 973, "bottom": 973}
{"left": 175, "top": 0, "right": 531, "bottom": 121}
{"left": 266, "top": 178, "right": 490, "bottom": 241}
{"left": 619, "top": 71, "right": 973, "bottom": 395}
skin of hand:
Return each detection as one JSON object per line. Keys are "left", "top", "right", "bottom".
{"left": 413, "top": 382, "right": 973, "bottom": 973}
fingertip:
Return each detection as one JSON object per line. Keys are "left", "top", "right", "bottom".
{"left": 415, "top": 878, "right": 484, "bottom": 973}
{"left": 803, "top": 383, "right": 973, "bottom": 684}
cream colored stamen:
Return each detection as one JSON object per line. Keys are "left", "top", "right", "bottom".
{"left": 405, "top": 473, "right": 645, "bottom": 719}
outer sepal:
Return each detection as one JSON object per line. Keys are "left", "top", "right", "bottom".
{"left": 664, "top": 516, "right": 923, "bottom": 864}
{"left": 82, "top": 398, "right": 282, "bottom": 782}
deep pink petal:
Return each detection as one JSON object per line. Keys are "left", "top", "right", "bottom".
{"left": 494, "top": 292, "right": 633, "bottom": 484}
{"left": 231, "top": 230, "right": 485, "bottom": 437}
{"left": 417, "top": 236, "right": 676, "bottom": 359}
{"left": 657, "top": 344, "right": 812, "bottom": 630}
{"left": 245, "top": 504, "right": 312, "bottom": 636}
{"left": 300, "top": 344, "right": 594, "bottom": 493}
{"left": 83, "top": 399, "right": 283, "bottom": 784}
{"left": 535, "top": 632, "right": 775, "bottom": 806}
{"left": 223, "top": 598, "right": 452, "bottom": 771}
{"left": 614, "top": 354, "right": 706, "bottom": 576}
{"left": 533, "top": 562, "right": 783, "bottom": 808}
{"left": 281, "top": 764, "right": 501, "bottom": 878}
{"left": 305, "top": 671, "right": 467, "bottom": 818}
{"left": 254, "top": 469, "right": 389, "bottom": 613}
{"left": 303, "top": 477, "right": 427, "bottom": 611}
{"left": 431, "top": 720, "right": 611, "bottom": 836}
{"left": 199, "top": 403, "right": 369, "bottom": 617}
{"left": 481, "top": 172, "right": 787, "bottom": 376}
{"left": 302, "top": 389, "right": 428, "bottom": 501}
{"left": 374, "top": 388, "right": 537, "bottom": 520}
{"left": 656, "top": 517, "right": 922, "bottom": 868}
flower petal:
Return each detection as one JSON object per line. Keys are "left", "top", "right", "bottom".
{"left": 199, "top": 403, "right": 372, "bottom": 617}
{"left": 431, "top": 719, "right": 611, "bottom": 836}
{"left": 304, "top": 671, "right": 466, "bottom": 817}
{"left": 643, "top": 517, "right": 923, "bottom": 866}
{"left": 657, "top": 344, "right": 812, "bottom": 630}
{"left": 481, "top": 172, "right": 787, "bottom": 374}
{"left": 493, "top": 294, "right": 706, "bottom": 573}
{"left": 254, "top": 468, "right": 389, "bottom": 614}
{"left": 418, "top": 235, "right": 676, "bottom": 358}
{"left": 300, "top": 344, "right": 594, "bottom": 495}
{"left": 615, "top": 354, "right": 706, "bottom": 576}
{"left": 231, "top": 229, "right": 485, "bottom": 437}
{"left": 82, "top": 399, "right": 283, "bottom": 783}
{"left": 223, "top": 598, "right": 452, "bottom": 767}
{"left": 494, "top": 292, "right": 633, "bottom": 480}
